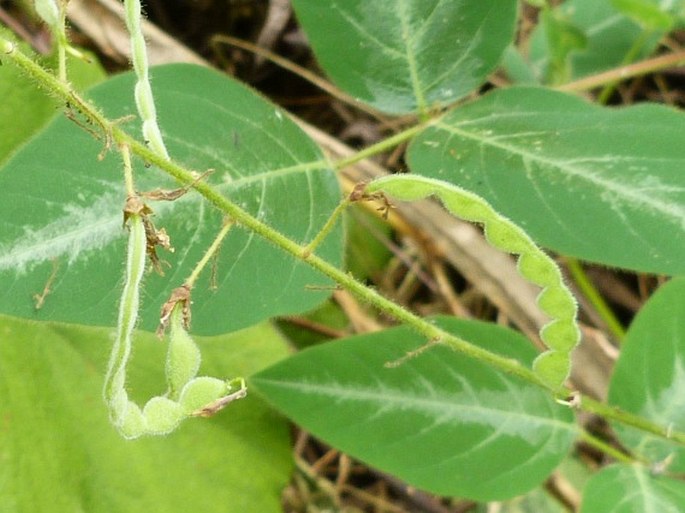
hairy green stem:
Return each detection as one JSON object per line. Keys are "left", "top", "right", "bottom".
{"left": 126, "top": 137, "right": 685, "bottom": 447}
{"left": 3, "top": 38, "right": 684, "bottom": 449}
{"left": 302, "top": 199, "right": 351, "bottom": 257}
{"left": 578, "top": 429, "right": 637, "bottom": 465}
{"left": 566, "top": 258, "right": 626, "bottom": 342}
{"left": 332, "top": 124, "right": 428, "bottom": 170}
{"left": 185, "top": 220, "right": 233, "bottom": 288}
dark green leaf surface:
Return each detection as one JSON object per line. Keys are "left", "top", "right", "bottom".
{"left": 251, "top": 317, "right": 576, "bottom": 501}
{"left": 580, "top": 465, "right": 685, "bottom": 513}
{"left": 609, "top": 278, "right": 685, "bottom": 471}
{"left": 0, "top": 63, "right": 342, "bottom": 334}
{"left": 291, "top": 0, "right": 517, "bottom": 114}
{"left": 0, "top": 315, "right": 292, "bottom": 513}
{"left": 408, "top": 87, "right": 685, "bottom": 275}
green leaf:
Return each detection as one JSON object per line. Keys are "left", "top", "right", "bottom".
{"left": 501, "top": 44, "right": 541, "bottom": 86}
{"left": 611, "top": 0, "right": 675, "bottom": 30}
{"left": 407, "top": 87, "right": 685, "bottom": 275}
{"left": 290, "top": 0, "right": 518, "bottom": 114}
{"left": 251, "top": 316, "right": 577, "bottom": 501}
{"left": 0, "top": 28, "right": 105, "bottom": 165}
{"left": 541, "top": 9, "right": 588, "bottom": 84}
{"left": 580, "top": 465, "right": 685, "bottom": 513}
{"left": 608, "top": 278, "right": 685, "bottom": 471}
{"left": 344, "top": 206, "right": 393, "bottom": 281}
{"left": 0, "top": 315, "right": 292, "bottom": 513}
{"left": 0, "top": 63, "right": 342, "bottom": 335}
{"left": 528, "top": 0, "right": 664, "bottom": 82}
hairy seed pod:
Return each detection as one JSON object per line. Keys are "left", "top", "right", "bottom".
{"left": 166, "top": 306, "right": 201, "bottom": 400}
{"left": 365, "top": 175, "right": 580, "bottom": 390}
{"left": 104, "top": 214, "right": 147, "bottom": 430}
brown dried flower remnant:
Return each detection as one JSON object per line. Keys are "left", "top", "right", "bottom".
{"left": 123, "top": 195, "right": 174, "bottom": 275}
{"left": 349, "top": 181, "right": 394, "bottom": 219}
{"left": 157, "top": 284, "right": 192, "bottom": 338}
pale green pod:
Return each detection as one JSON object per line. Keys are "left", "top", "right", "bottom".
{"left": 124, "top": 0, "right": 169, "bottom": 158}
{"left": 483, "top": 217, "right": 536, "bottom": 255}
{"left": 541, "top": 320, "right": 579, "bottom": 352}
{"left": 109, "top": 388, "right": 131, "bottom": 423}
{"left": 119, "top": 400, "right": 146, "bottom": 440}
{"left": 537, "top": 287, "right": 577, "bottom": 320}
{"left": 533, "top": 351, "right": 571, "bottom": 390}
{"left": 179, "top": 377, "right": 229, "bottom": 414}
{"left": 166, "top": 307, "right": 201, "bottom": 400}
{"left": 438, "top": 190, "right": 492, "bottom": 223}
{"left": 365, "top": 175, "right": 580, "bottom": 390}
{"left": 134, "top": 82, "right": 156, "bottom": 121}
{"left": 518, "top": 252, "right": 562, "bottom": 288}
{"left": 104, "top": 215, "right": 147, "bottom": 429}
{"left": 142, "top": 397, "right": 184, "bottom": 435}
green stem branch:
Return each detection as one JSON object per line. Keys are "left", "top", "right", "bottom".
{"left": 3, "top": 37, "right": 685, "bottom": 450}
{"left": 332, "top": 124, "right": 428, "bottom": 170}
{"left": 578, "top": 429, "right": 637, "bottom": 465}
{"left": 185, "top": 220, "right": 233, "bottom": 288}
{"left": 566, "top": 258, "right": 626, "bottom": 342}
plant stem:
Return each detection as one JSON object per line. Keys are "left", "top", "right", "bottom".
{"left": 122, "top": 138, "right": 685, "bottom": 447}
{"left": 185, "top": 220, "right": 233, "bottom": 288}
{"left": 332, "top": 124, "right": 428, "bottom": 170}
{"left": 3, "top": 37, "right": 685, "bottom": 449}
{"left": 578, "top": 429, "right": 637, "bottom": 465}
{"left": 566, "top": 258, "right": 626, "bottom": 342}
{"left": 559, "top": 48, "right": 685, "bottom": 93}
{"left": 302, "top": 198, "right": 350, "bottom": 257}
{"left": 596, "top": 31, "right": 652, "bottom": 104}
{"left": 211, "top": 34, "right": 387, "bottom": 122}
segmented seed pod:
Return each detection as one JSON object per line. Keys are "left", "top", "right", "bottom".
{"left": 365, "top": 174, "right": 580, "bottom": 390}
{"left": 166, "top": 305, "right": 201, "bottom": 401}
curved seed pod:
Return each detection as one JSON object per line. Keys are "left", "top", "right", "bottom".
{"left": 104, "top": 214, "right": 147, "bottom": 431}
{"left": 104, "top": 214, "right": 245, "bottom": 438}
{"left": 365, "top": 175, "right": 580, "bottom": 390}
{"left": 124, "top": 0, "right": 169, "bottom": 158}
{"left": 166, "top": 306, "right": 201, "bottom": 401}
{"left": 141, "top": 397, "right": 184, "bottom": 435}
{"left": 179, "top": 377, "right": 230, "bottom": 414}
